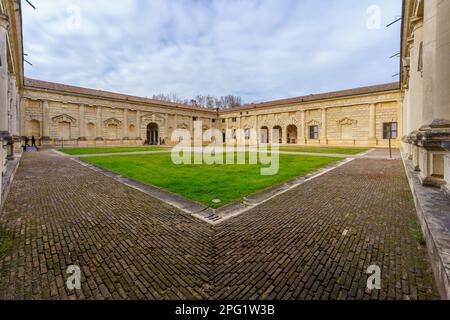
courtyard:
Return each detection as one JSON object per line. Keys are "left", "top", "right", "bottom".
{"left": 81, "top": 152, "right": 341, "bottom": 208}
{"left": 0, "top": 148, "right": 439, "bottom": 300}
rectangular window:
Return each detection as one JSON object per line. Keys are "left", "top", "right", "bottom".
{"left": 383, "top": 122, "right": 398, "bottom": 139}
{"left": 309, "top": 126, "right": 319, "bottom": 140}
{"left": 212, "top": 119, "right": 216, "bottom": 123}
{"left": 232, "top": 117, "right": 237, "bottom": 123}
{"left": 222, "top": 119, "right": 226, "bottom": 123}
{"left": 193, "top": 117, "right": 198, "bottom": 121}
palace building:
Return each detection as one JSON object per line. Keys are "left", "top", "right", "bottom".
{"left": 21, "top": 79, "right": 403, "bottom": 149}
{"left": 0, "top": 0, "right": 449, "bottom": 222}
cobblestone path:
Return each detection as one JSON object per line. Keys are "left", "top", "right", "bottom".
{"left": 0, "top": 151, "right": 439, "bottom": 300}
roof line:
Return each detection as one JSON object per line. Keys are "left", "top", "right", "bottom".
{"left": 23, "top": 77, "right": 217, "bottom": 113}
{"left": 224, "top": 82, "right": 401, "bottom": 112}
{"left": 24, "top": 78, "right": 401, "bottom": 115}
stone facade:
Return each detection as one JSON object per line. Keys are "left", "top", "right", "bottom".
{"left": 22, "top": 79, "right": 403, "bottom": 148}
{"left": 401, "top": 0, "right": 450, "bottom": 192}
{"left": 0, "top": 0, "right": 23, "bottom": 206}
{"left": 219, "top": 85, "right": 403, "bottom": 147}
{"left": 22, "top": 79, "right": 217, "bottom": 147}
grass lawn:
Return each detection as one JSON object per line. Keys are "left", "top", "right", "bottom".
{"left": 83, "top": 152, "right": 340, "bottom": 208}
{"left": 277, "top": 146, "right": 368, "bottom": 155}
{"left": 59, "top": 146, "right": 170, "bottom": 155}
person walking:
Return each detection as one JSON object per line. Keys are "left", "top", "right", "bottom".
{"left": 23, "top": 136, "right": 30, "bottom": 152}
{"left": 31, "top": 136, "right": 39, "bottom": 151}
{"left": 31, "top": 136, "right": 37, "bottom": 148}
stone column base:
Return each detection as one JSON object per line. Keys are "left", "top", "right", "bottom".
{"left": 40, "top": 137, "right": 52, "bottom": 146}
{"left": 368, "top": 138, "right": 378, "bottom": 147}
{"left": 443, "top": 143, "right": 450, "bottom": 197}
{"left": 408, "top": 125, "right": 450, "bottom": 187}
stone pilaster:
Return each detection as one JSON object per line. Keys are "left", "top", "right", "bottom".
{"left": 78, "top": 104, "right": 86, "bottom": 141}
{"left": 122, "top": 108, "right": 128, "bottom": 140}
{"left": 136, "top": 110, "right": 142, "bottom": 140}
{"left": 95, "top": 106, "right": 103, "bottom": 141}
{"left": 300, "top": 111, "right": 305, "bottom": 143}
{"left": 368, "top": 103, "right": 377, "bottom": 144}
{"left": 20, "top": 98, "right": 27, "bottom": 138}
{"left": 281, "top": 125, "right": 287, "bottom": 145}
{"left": 0, "top": 14, "right": 10, "bottom": 138}
{"left": 410, "top": 0, "right": 450, "bottom": 187}
{"left": 320, "top": 108, "right": 328, "bottom": 145}
{"left": 433, "top": 0, "right": 450, "bottom": 125}
{"left": 421, "top": 0, "right": 438, "bottom": 126}
{"left": 41, "top": 101, "right": 51, "bottom": 142}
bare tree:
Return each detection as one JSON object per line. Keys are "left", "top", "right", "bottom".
{"left": 152, "top": 93, "right": 242, "bottom": 109}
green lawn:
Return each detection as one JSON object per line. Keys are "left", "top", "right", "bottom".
{"left": 59, "top": 146, "right": 170, "bottom": 155}
{"left": 277, "top": 146, "right": 368, "bottom": 155}
{"left": 83, "top": 152, "right": 340, "bottom": 208}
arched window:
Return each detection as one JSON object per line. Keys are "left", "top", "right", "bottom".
{"left": 260, "top": 126, "right": 269, "bottom": 144}
{"left": 86, "top": 123, "right": 96, "bottom": 139}
{"left": 273, "top": 126, "right": 282, "bottom": 144}
{"left": 287, "top": 125, "right": 298, "bottom": 144}
{"left": 129, "top": 124, "right": 136, "bottom": 139}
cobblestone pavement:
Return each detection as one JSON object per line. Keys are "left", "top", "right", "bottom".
{"left": 0, "top": 151, "right": 439, "bottom": 300}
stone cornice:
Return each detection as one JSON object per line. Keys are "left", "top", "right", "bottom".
{"left": 22, "top": 90, "right": 211, "bottom": 118}
{"left": 23, "top": 87, "right": 215, "bottom": 116}
{"left": 223, "top": 93, "right": 402, "bottom": 118}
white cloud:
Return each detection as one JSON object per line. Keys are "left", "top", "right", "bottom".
{"left": 22, "top": 0, "right": 403, "bottom": 103}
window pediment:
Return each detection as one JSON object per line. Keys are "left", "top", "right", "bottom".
{"left": 306, "top": 119, "right": 321, "bottom": 126}
{"left": 104, "top": 118, "right": 122, "bottom": 126}
{"left": 337, "top": 117, "right": 358, "bottom": 126}
{"left": 52, "top": 114, "right": 76, "bottom": 124}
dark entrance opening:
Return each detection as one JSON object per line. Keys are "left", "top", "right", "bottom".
{"left": 146, "top": 123, "right": 159, "bottom": 145}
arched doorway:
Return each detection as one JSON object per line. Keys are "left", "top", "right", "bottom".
{"left": 287, "top": 125, "right": 298, "bottom": 144}
{"left": 260, "top": 126, "right": 269, "bottom": 144}
{"left": 147, "top": 123, "right": 159, "bottom": 145}
{"left": 273, "top": 126, "right": 282, "bottom": 144}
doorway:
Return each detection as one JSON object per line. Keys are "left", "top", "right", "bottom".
{"left": 146, "top": 123, "right": 159, "bottom": 145}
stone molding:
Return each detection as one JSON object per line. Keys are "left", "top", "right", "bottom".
{"left": 104, "top": 117, "right": 122, "bottom": 126}
{"left": 337, "top": 117, "right": 357, "bottom": 125}
{"left": 306, "top": 119, "right": 322, "bottom": 127}
{"left": 52, "top": 114, "right": 77, "bottom": 124}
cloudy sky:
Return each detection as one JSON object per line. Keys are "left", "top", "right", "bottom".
{"left": 22, "top": 0, "right": 402, "bottom": 103}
